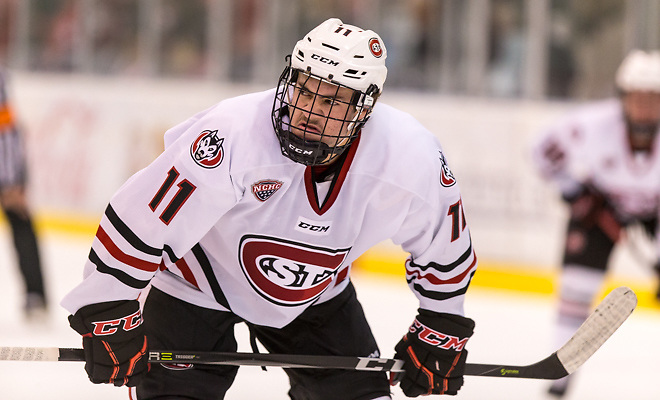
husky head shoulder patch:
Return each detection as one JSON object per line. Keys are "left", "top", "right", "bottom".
{"left": 439, "top": 151, "right": 456, "bottom": 187}
{"left": 191, "top": 130, "right": 225, "bottom": 168}
{"left": 252, "top": 180, "right": 283, "bottom": 202}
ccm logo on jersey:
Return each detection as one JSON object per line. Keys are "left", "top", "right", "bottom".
{"left": 91, "top": 310, "right": 142, "bottom": 336}
{"left": 239, "top": 235, "right": 350, "bottom": 306}
{"left": 295, "top": 216, "right": 332, "bottom": 236}
{"left": 438, "top": 151, "right": 456, "bottom": 187}
{"left": 409, "top": 318, "right": 468, "bottom": 351}
{"left": 190, "top": 129, "right": 225, "bottom": 168}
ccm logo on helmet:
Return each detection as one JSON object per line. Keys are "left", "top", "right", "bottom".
{"left": 311, "top": 53, "right": 339, "bottom": 66}
{"left": 91, "top": 310, "right": 142, "bottom": 336}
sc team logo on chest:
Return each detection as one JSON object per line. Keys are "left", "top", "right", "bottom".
{"left": 239, "top": 235, "right": 351, "bottom": 306}
{"left": 190, "top": 129, "right": 225, "bottom": 168}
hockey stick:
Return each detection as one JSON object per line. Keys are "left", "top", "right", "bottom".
{"left": 0, "top": 286, "right": 636, "bottom": 379}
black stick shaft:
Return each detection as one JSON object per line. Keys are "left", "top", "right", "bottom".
{"left": 55, "top": 348, "right": 566, "bottom": 379}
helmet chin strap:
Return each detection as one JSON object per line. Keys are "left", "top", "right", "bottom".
{"left": 285, "top": 125, "right": 358, "bottom": 166}
{"left": 274, "top": 109, "right": 354, "bottom": 165}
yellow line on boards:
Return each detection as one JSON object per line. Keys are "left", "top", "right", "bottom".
{"left": 2, "top": 212, "right": 658, "bottom": 310}
{"left": 353, "top": 249, "right": 660, "bottom": 310}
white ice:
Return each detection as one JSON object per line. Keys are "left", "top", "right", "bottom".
{"left": 1, "top": 229, "right": 658, "bottom": 399}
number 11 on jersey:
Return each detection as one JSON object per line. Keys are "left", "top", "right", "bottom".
{"left": 447, "top": 198, "right": 466, "bottom": 242}
{"left": 149, "top": 167, "right": 197, "bottom": 225}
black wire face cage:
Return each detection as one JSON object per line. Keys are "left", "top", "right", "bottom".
{"left": 272, "top": 63, "right": 378, "bottom": 166}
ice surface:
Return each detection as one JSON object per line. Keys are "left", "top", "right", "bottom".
{"left": 0, "top": 229, "right": 657, "bottom": 399}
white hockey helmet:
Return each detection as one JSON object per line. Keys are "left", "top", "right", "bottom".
{"left": 291, "top": 18, "right": 388, "bottom": 93}
{"left": 615, "top": 49, "right": 660, "bottom": 93}
{"left": 272, "top": 18, "right": 388, "bottom": 166}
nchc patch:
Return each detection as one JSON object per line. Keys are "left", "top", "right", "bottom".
{"left": 438, "top": 151, "right": 456, "bottom": 187}
{"left": 190, "top": 129, "right": 225, "bottom": 168}
{"left": 252, "top": 180, "right": 283, "bottom": 202}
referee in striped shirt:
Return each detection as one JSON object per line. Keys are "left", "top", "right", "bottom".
{"left": 0, "top": 68, "right": 47, "bottom": 320}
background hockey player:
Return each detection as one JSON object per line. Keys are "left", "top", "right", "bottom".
{"left": 531, "top": 49, "right": 660, "bottom": 397}
{"left": 0, "top": 67, "right": 48, "bottom": 320}
{"left": 62, "top": 18, "right": 478, "bottom": 399}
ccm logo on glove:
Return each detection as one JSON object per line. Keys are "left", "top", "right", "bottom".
{"left": 393, "top": 310, "right": 475, "bottom": 396}
{"left": 92, "top": 310, "right": 142, "bottom": 335}
{"left": 409, "top": 319, "right": 469, "bottom": 351}
{"left": 69, "top": 300, "right": 149, "bottom": 387}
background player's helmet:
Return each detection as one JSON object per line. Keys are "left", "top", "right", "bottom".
{"left": 615, "top": 50, "right": 660, "bottom": 151}
{"left": 272, "top": 18, "right": 388, "bottom": 165}
{"left": 615, "top": 50, "right": 660, "bottom": 93}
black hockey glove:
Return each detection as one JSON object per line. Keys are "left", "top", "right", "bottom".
{"left": 565, "top": 184, "right": 606, "bottom": 221}
{"left": 564, "top": 184, "right": 622, "bottom": 241}
{"left": 68, "top": 300, "right": 148, "bottom": 387}
{"left": 392, "top": 310, "right": 474, "bottom": 397}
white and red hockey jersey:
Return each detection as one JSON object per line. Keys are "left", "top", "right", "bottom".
{"left": 62, "top": 88, "right": 477, "bottom": 328}
{"left": 532, "top": 98, "right": 660, "bottom": 223}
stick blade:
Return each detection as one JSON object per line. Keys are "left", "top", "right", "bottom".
{"left": 556, "top": 286, "right": 637, "bottom": 374}
{"left": 0, "top": 347, "right": 60, "bottom": 361}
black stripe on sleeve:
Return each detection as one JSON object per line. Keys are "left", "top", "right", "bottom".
{"left": 105, "top": 204, "right": 162, "bottom": 257}
{"left": 408, "top": 270, "right": 476, "bottom": 301}
{"left": 191, "top": 244, "right": 231, "bottom": 310}
{"left": 163, "top": 245, "right": 181, "bottom": 263}
{"left": 89, "top": 249, "right": 151, "bottom": 289}
{"left": 408, "top": 242, "right": 473, "bottom": 273}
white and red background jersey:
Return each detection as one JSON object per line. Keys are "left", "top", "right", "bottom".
{"left": 62, "top": 88, "right": 477, "bottom": 328}
{"left": 532, "top": 98, "right": 660, "bottom": 230}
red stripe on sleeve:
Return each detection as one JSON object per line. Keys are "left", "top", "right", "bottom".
{"left": 96, "top": 226, "right": 160, "bottom": 272}
{"left": 406, "top": 254, "right": 477, "bottom": 285}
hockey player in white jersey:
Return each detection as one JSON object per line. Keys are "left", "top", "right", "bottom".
{"left": 532, "top": 49, "right": 660, "bottom": 397}
{"left": 62, "top": 18, "right": 477, "bottom": 399}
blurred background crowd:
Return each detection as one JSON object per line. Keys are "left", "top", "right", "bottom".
{"left": 0, "top": 0, "right": 658, "bottom": 100}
